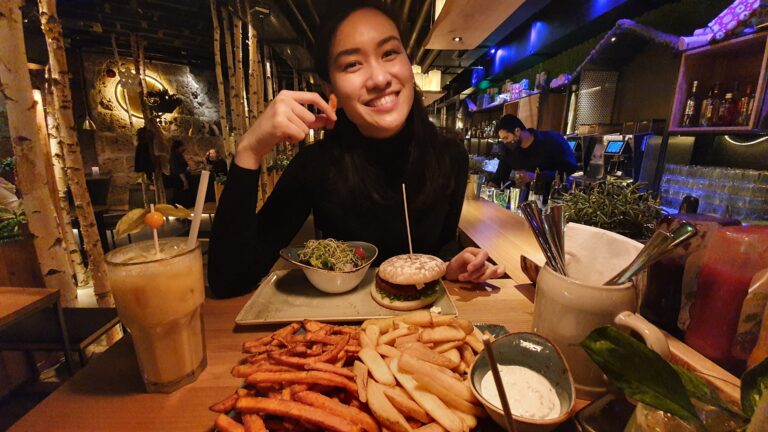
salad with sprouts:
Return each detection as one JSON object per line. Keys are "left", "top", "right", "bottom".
{"left": 297, "top": 239, "right": 367, "bottom": 271}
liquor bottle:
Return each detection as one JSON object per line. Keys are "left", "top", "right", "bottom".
{"left": 682, "top": 81, "right": 700, "bottom": 127}
{"left": 718, "top": 93, "right": 736, "bottom": 126}
{"left": 738, "top": 84, "right": 755, "bottom": 126}
{"left": 528, "top": 169, "right": 545, "bottom": 208}
{"left": 701, "top": 83, "right": 722, "bottom": 127}
{"left": 699, "top": 87, "right": 715, "bottom": 127}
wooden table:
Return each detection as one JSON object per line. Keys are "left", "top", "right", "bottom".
{"left": 0, "top": 288, "right": 75, "bottom": 375}
{"left": 10, "top": 198, "right": 740, "bottom": 430}
{"left": 9, "top": 279, "right": 538, "bottom": 431}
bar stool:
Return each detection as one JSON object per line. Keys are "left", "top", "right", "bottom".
{"left": 0, "top": 307, "right": 121, "bottom": 371}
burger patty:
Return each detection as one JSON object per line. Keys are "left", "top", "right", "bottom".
{"left": 375, "top": 272, "right": 439, "bottom": 300}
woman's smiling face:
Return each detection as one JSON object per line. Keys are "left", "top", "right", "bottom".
{"left": 327, "top": 8, "right": 414, "bottom": 139}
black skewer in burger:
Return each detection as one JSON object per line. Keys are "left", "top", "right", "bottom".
{"left": 371, "top": 254, "right": 446, "bottom": 311}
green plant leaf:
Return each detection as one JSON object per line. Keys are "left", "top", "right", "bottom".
{"left": 742, "top": 357, "right": 768, "bottom": 418}
{"left": 154, "top": 204, "right": 192, "bottom": 220}
{"left": 115, "top": 208, "right": 148, "bottom": 239}
{"left": 672, "top": 365, "right": 748, "bottom": 421}
{"left": 581, "top": 326, "right": 701, "bottom": 424}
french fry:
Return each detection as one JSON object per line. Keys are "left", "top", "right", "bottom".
{"left": 209, "top": 392, "right": 239, "bottom": 413}
{"left": 458, "top": 345, "right": 475, "bottom": 368}
{"left": 359, "top": 347, "right": 397, "bottom": 386}
{"left": 398, "top": 354, "right": 476, "bottom": 403}
{"left": 236, "top": 397, "right": 363, "bottom": 432}
{"left": 383, "top": 387, "right": 432, "bottom": 423}
{"left": 353, "top": 360, "right": 369, "bottom": 402}
{"left": 429, "top": 316, "right": 472, "bottom": 335}
{"left": 431, "top": 314, "right": 454, "bottom": 327}
{"left": 452, "top": 410, "right": 477, "bottom": 430}
{"left": 432, "top": 341, "right": 465, "bottom": 354}
{"left": 360, "top": 332, "right": 375, "bottom": 350}
{"left": 401, "top": 310, "right": 433, "bottom": 327}
{"left": 246, "top": 371, "right": 357, "bottom": 393}
{"left": 295, "top": 390, "right": 380, "bottom": 432}
{"left": 443, "top": 349, "right": 461, "bottom": 369}
{"left": 242, "top": 413, "right": 268, "bottom": 432}
{"left": 377, "top": 344, "right": 403, "bottom": 358}
{"left": 465, "top": 334, "right": 484, "bottom": 354}
{"left": 366, "top": 324, "right": 381, "bottom": 346}
{"left": 389, "top": 358, "right": 465, "bottom": 432}
{"left": 380, "top": 326, "right": 417, "bottom": 346}
{"left": 215, "top": 413, "right": 245, "bottom": 432}
{"left": 304, "top": 362, "right": 355, "bottom": 379}
{"left": 411, "top": 374, "right": 485, "bottom": 417}
{"left": 420, "top": 326, "right": 466, "bottom": 344}
{"left": 403, "top": 343, "right": 456, "bottom": 369}
{"left": 362, "top": 317, "right": 395, "bottom": 333}
{"left": 415, "top": 423, "right": 447, "bottom": 432}
{"left": 367, "top": 380, "right": 413, "bottom": 432}
{"left": 394, "top": 332, "right": 420, "bottom": 346}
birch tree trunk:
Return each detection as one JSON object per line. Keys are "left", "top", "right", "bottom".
{"left": 38, "top": 0, "right": 111, "bottom": 306}
{"left": 232, "top": 10, "right": 248, "bottom": 133}
{"left": 247, "top": 1, "right": 265, "bottom": 119}
{"left": 0, "top": 0, "right": 76, "bottom": 299}
{"left": 209, "top": 0, "right": 231, "bottom": 157}
{"left": 42, "top": 75, "right": 88, "bottom": 289}
{"left": 222, "top": 8, "right": 242, "bottom": 140}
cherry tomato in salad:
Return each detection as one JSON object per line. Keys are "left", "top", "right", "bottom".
{"left": 354, "top": 247, "right": 366, "bottom": 261}
{"left": 144, "top": 211, "right": 164, "bottom": 229}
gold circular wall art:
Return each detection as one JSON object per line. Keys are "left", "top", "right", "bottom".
{"left": 114, "top": 75, "right": 167, "bottom": 119}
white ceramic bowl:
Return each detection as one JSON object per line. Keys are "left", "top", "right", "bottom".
{"left": 470, "top": 332, "right": 575, "bottom": 432}
{"left": 279, "top": 241, "right": 378, "bottom": 294}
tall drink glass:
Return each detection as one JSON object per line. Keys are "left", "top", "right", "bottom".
{"left": 106, "top": 238, "right": 206, "bottom": 393}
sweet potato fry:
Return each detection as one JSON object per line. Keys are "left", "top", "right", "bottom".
{"left": 209, "top": 392, "right": 239, "bottom": 413}
{"left": 295, "top": 390, "right": 380, "bottom": 432}
{"left": 275, "top": 322, "right": 302, "bottom": 339}
{"left": 270, "top": 334, "right": 349, "bottom": 367}
{"left": 304, "top": 320, "right": 327, "bottom": 333}
{"left": 246, "top": 371, "right": 357, "bottom": 393}
{"left": 383, "top": 387, "right": 431, "bottom": 423}
{"left": 305, "top": 362, "right": 355, "bottom": 378}
{"left": 236, "top": 397, "right": 362, "bottom": 432}
{"left": 232, "top": 363, "right": 299, "bottom": 378}
{"left": 242, "top": 413, "right": 268, "bottom": 432}
{"left": 334, "top": 352, "right": 347, "bottom": 367}
{"left": 215, "top": 414, "right": 245, "bottom": 432}
{"left": 353, "top": 360, "right": 369, "bottom": 402}
{"left": 367, "top": 381, "right": 413, "bottom": 432}
{"left": 420, "top": 326, "right": 466, "bottom": 344}
{"left": 359, "top": 347, "right": 397, "bottom": 386}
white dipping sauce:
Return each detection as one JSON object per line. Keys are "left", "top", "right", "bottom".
{"left": 480, "top": 365, "right": 561, "bottom": 420}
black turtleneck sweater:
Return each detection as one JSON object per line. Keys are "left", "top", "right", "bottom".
{"left": 208, "top": 118, "right": 468, "bottom": 298}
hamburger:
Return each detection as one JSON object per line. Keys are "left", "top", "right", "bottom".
{"left": 371, "top": 254, "right": 446, "bottom": 311}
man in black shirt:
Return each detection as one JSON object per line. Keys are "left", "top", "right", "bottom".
{"left": 488, "top": 115, "right": 577, "bottom": 188}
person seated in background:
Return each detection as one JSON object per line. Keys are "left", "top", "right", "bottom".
{"left": 170, "top": 140, "right": 194, "bottom": 208}
{"left": 204, "top": 148, "right": 228, "bottom": 179}
{"left": 488, "top": 114, "right": 577, "bottom": 188}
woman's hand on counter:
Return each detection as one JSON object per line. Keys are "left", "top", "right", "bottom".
{"left": 445, "top": 247, "right": 506, "bottom": 283}
{"left": 235, "top": 90, "right": 338, "bottom": 169}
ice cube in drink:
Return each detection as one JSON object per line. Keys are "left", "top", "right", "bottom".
{"left": 106, "top": 238, "right": 206, "bottom": 393}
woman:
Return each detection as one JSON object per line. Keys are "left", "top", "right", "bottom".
{"left": 209, "top": 1, "right": 504, "bottom": 298}
{"left": 205, "top": 148, "right": 228, "bottom": 179}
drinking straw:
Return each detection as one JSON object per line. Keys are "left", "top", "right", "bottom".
{"left": 401, "top": 184, "right": 413, "bottom": 254}
{"left": 150, "top": 203, "right": 161, "bottom": 255}
{"left": 187, "top": 170, "right": 210, "bottom": 248}
{"left": 483, "top": 335, "right": 517, "bottom": 432}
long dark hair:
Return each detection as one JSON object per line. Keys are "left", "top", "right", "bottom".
{"left": 313, "top": 1, "right": 456, "bottom": 210}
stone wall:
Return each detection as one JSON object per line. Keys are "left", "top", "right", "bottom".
{"left": 82, "top": 52, "right": 225, "bottom": 208}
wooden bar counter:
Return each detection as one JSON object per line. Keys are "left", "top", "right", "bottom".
{"left": 10, "top": 198, "right": 739, "bottom": 431}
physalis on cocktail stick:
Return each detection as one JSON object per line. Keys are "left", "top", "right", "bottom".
{"left": 114, "top": 204, "right": 192, "bottom": 239}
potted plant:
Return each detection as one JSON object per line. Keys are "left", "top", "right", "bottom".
{"left": 466, "top": 156, "right": 486, "bottom": 200}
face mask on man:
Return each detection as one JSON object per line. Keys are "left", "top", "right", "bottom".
{"left": 499, "top": 130, "right": 521, "bottom": 150}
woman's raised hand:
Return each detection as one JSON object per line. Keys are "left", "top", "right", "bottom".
{"left": 235, "top": 90, "right": 338, "bottom": 169}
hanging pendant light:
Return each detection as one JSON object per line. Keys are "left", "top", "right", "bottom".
{"left": 82, "top": 115, "right": 96, "bottom": 130}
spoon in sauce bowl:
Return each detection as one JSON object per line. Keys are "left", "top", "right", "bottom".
{"left": 482, "top": 335, "right": 518, "bottom": 432}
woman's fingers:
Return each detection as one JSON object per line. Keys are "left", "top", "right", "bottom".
{"left": 465, "top": 249, "right": 489, "bottom": 272}
{"left": 280, "top": 90, "right": 338, "bottom": 122}
{"left": 278, "top": 114, "right": 309, "bottom": 143}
